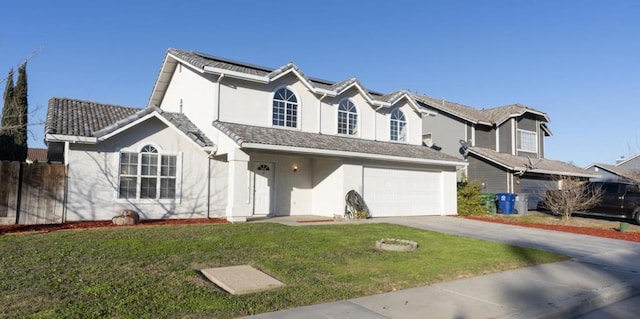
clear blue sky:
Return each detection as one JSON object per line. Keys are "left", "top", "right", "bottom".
{"left": 2, "top": 0, "right": 639, "bottom": 167}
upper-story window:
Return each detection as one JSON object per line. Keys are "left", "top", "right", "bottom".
{"left": 118, "top": 145, "right": 178, "bottom": 200}
{"left": 337, "top": 99, "right": 358, "bottom": 135}
{"left": 272, "top": 88, "right": 298, "bottom": 128}
{"left": 517, "top": 129, "right": 537, "bottom": 153}
{"left": 390, "top": 108, "right": 407, "bottom": 142}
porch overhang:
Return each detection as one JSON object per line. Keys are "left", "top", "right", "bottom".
{"left": 241, "top": 142, "right": 467, "bottom": 167}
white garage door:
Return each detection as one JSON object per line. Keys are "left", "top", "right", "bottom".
{"left": 363, "top": 167, "right": 442, "bottom": 217}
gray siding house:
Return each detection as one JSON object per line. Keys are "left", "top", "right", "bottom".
{"left": 416, "top": 94, "right": 597, "bottom": 210}
{"left": 617, "top": 154, "right": 640, "bottom": 171}
{"left": 586, "top": 154, "right": 640, "bottom": 182}
{"left": 585, "top": 163, "right": 636, "bottom": 181}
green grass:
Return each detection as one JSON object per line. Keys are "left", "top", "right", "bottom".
{"left": 0, "top": 223, "right": 567, "bottom": 318}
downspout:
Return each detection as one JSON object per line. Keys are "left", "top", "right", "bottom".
{"left": 63, "top": 141, "right": 70, "bottom": 223}
{"left": 318, "top": 93, "right": 327, "bottom": 133}
{"left": 206, "top": 146, "right": 218, "bottom": 219}
{"left": 216, "top": 74, "right": 225, "bottom": 121}
{"left": 374, "top": 104, "right": 385, "bottom": 141}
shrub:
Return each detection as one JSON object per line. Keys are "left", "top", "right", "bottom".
{"left": 457, "top": 181, "right": 489, "bottom": 216}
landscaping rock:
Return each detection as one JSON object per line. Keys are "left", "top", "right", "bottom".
{"left": 112, "top": 209, "right": 140, "bottom": 226}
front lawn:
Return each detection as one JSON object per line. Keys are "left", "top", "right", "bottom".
{"left": 0, "top": 223, "right": 567, "bottom": 318}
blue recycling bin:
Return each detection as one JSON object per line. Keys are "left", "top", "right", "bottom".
{"left": 496, "top": 193, "right": 516, "bottom": 214}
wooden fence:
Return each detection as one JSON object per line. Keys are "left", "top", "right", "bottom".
{"left": 0, "top": 161, "right": 66, "bottom": 225}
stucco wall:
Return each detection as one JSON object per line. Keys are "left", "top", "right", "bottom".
{"left": 160, "top": 63, "right": 217, "bottom": 139}
{"left": 248, "top": 152, "right": 314, "bottom": 215}
{"left": 311, "top": 158, "right": 345, "bottom": 216}
{"left": 65, "top": 117, "right": 228, "bottom": 221}
{"left": 163, "top": 67, "right": 424, "bottom": 146}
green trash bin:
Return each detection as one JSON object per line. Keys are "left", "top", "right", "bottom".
{"left": 481, "top": 193, "right": 496, "bottom": 214}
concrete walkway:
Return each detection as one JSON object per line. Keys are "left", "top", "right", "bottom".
{"left": 242, "top": 216, "right": 640, "bottom": 319}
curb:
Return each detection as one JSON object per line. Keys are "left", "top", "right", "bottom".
{"left": 500, "top": 276, "right": 640, "bottom": 319}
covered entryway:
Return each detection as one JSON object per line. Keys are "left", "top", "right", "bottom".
{"left": 251, "top": 162, "right": 274, "bottom": 215}
{"left": 363, "top": 166, "right": 442, "bottom": 216}
{"left": 519, "top": 176, "right": 558, "bottom": 210}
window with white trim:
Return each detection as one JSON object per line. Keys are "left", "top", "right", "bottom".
{"left": 517, "top": 129, "right": 537, "bottom": 153}
{"left": 390, "top": 108, "right": 407, "bottom": 142}
{"left": 118, "top": 145, "right": 178, "bottom": 200}
{"left": 338, "top": 99, "right": 358, "bottom": 135}
{"left": 272, "top": 88, "right": 298, "bottom": 128}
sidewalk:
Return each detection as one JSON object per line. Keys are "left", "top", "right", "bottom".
{"left": 243, "top": 216, "right": 640, "bottom": 319}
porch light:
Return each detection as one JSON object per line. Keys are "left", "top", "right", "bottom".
{"left": 292, "top": 164, "right": 298, "bottom": 172}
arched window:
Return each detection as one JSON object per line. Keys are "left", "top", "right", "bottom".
{"left": 272, "top": 88, "right": 298, "bottom": 128}
{"left": 390, "top": 109, "right": 407, "bottom": 142}
{"left": 337, "top": 99, "right": 358, "bottom": 135}
{"left": 118, "top": 145, "right": 178, "bottom": 200}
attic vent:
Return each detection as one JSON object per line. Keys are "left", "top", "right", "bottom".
{"left": 422, "top": 133, "right": 433, "bottom": 147}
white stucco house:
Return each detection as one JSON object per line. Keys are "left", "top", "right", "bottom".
{"left": 45, "top": 49, "right": 466, "bottom": 222}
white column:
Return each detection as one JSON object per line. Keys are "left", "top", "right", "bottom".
{"left": 226, "top": 148, "right": 251, "bottom": 222}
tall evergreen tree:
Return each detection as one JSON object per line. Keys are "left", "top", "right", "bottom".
{"left": 0, "top": 69, "right": 16, "bottom": 161}
{"left": 14, "top": 63, "right": 28, "bottom": 162}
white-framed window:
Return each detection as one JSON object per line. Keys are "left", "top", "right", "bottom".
{"left": 337, "top": 99, "right": 358, "bottom": 135}
{"left": 517, "top": 129, "right": 537, "bottom": 153}
{"left": 390, "top": 108, "right": 407, "bottom": 142}
{"left": 118, "top": 145, "right": 178, "bottom": 200}
{"left": 272, "top": 88, "right": 298, "bottom": 128}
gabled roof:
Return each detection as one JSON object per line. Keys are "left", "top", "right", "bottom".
{"left": 586, "top": 163, "right": 636, "bottom": 181}
{"left": 413, "top": 94, "right": 489, "bottom": 125}
{"left": 149, "top": 48, "right": 425, "bottom": 114}
{"left": 616, "top": 153, "right": 640, "bottom": 168}
{"left": 213, "top": 121, "right": 465, "bottom": 166}
{"left": 469, "top": 147, "right": 597, "bottom": 178}
{"left": 413, "top": 94, "right": 550, "bottom": 129}
{"left": 45, "top": 98, "right": 213, "bottom": 148}
{"left": 46, "top": 97, "right": 139, "bottom": 137}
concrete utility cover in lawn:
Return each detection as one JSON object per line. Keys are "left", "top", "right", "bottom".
{"left": 201, "top": 265, "right": 285, "bottom": 295}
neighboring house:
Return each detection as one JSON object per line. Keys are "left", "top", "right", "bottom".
{"left": 26, "top": 148, "right": 48, "bottom": 163}
{"left": 616, "top": 153, "right": 640, "bottom": 171}
{"left": 586, "top": 153, "right": 640, "bottom": 182}
{"left": 585, "top": 163, "right": 636, "bottom": 182}
{"left": 415, "top": 95, "right": 597, "bottom": 210}
{"left": 45, "top": 49, "right": 466, "bottom": 222}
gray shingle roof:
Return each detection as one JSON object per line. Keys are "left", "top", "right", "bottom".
{"left": 46, "top": 97, "right": 139, "bottom": 137}
{"left": 469, "top": 147, "right": 597, "bottom": 177}
{"left": 413, "top": 94, "right": 549, "bottom": 126}
{"left": 169, "top": 49, "right": 272, "bottom": 77}
{"left": 46, "top": 98, "right": 213, "bottom": 147}
{"left": 589, "top": 163, "right": 636, "bottom": 180}
{"left": 213, "top": 121, "right": 464, "bottom": 164}
{"left": 166, "top": 49, "right": 396, "bottom": 103}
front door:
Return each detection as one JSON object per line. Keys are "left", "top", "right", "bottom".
{"left": 251, "top": 162, "right": 274, "bottom": 215}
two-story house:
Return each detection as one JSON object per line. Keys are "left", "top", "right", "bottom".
{"left": 45, "top": 49, "right": 466, "bottom": 222}
{"left": 415, "top": 95, "right": 597, "bottom": 210}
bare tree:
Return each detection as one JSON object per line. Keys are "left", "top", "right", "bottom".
{"left": 543, "top": 176, "right": 602, "bottom": 221}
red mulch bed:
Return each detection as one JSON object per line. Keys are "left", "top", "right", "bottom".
{"left": 0, "top": 218, "right": 228, "bottom": 235}
{"left": 465, "top": 216, "right": 640, "bottom": 243}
